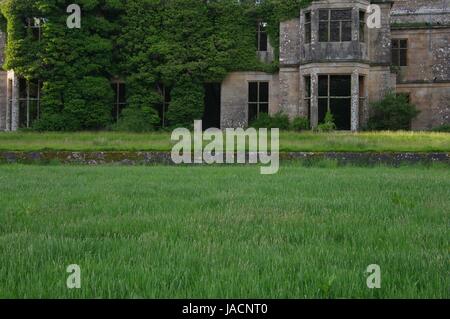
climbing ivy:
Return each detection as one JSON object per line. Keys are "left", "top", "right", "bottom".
{"left": 0, "top": 0, "right": 311, "bottom": 130}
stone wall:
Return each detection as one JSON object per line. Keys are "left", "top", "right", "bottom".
{"left": 220, "top": 72, "right": 279, "bottom": 129}
{"left": 280, "top": 19, "right": 300, "bottom": 66}
{"left": 391, "top": 0, "right": 450, "bottom": 25}
{"left": 368, "top": 1, "right": 392, "bottom": 65}
{"left": 396, "top": 83, "right": 450, "bottom": 130}
{"left": 279, "top": 67, "right": 300, "bottom": 119}
{"left": 392, "top": 28, "right": 450, "bottom": 82}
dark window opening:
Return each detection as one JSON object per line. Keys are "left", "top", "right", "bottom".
{"left": 359, "top": 75, "right": 366, "bottom": 124}
{"left": 112, "top": 82, "right": 126, "bottom": 122}
{"left": 156, "top": 85, "right": 171, "bottom": 128}
{"left": 26, "top": 17, "right": 43, "bottom": 41}
{"left": 18, "top": 78, "right": 41, "bottom": 128}
{"left": 256, "top": 22, "right": 268, "bottom": 52}
{"left": 359, "top": 11, "right": 365, "bottom": 42}
{"left": 304, "top": 76, "right": 311, "bottom": 122}
{"left": 318, "top": 75, "right": 351, "bottom": 130}
{"left": 319, "top": 9, "right": 352, "bottom": 43}
{"left": 203, "top": 83, "right": 221, "bottom": 129}
{"left": 392, "top": 39, "right": 408, "bottom": 66}
{"left": 248, "top": 81, "right": 269, "bottom": 123}
{"left": 304, "top": 12, "right": 311, "bottom": 44}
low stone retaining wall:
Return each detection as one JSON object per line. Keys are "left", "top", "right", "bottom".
{"left": 0, "top": 151, "right": 449, "bottom": 166}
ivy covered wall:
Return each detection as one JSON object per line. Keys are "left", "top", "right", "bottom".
{"left": 0, "top": 0, "right": 310, "bottom": 131}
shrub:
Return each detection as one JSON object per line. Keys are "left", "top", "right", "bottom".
{"left": 291, "top": 116, "right": 310, "bottom": 131}
{"left": 250, "top": 112, "right": 290, "bottom": 130}
{"left": 316, "top": 111, "right": 336, "bottom": 132}
{"left": 113, "top": 106, "right": 160, "bottom": 132}
{"left": 367, "top": 93, "right": 420, "bottom": 131}
{"left": 431, "top": 124, "right": 450, "bottom": 132}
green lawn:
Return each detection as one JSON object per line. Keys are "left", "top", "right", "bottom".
{"left": 0, "top": 131, "right": 449, "bottom": 152}
{"left": 0, "top": 164, "right": 448, "bottom": 298}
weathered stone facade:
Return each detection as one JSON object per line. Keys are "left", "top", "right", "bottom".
{"left": 221, "top": 0, "right": 450, "bottom": 131}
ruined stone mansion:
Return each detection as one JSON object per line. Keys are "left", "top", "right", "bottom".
{"left": 0, "top": 0, "right": 449, "bottom": 131}
{"left": 221, "top": 0, "right": 450, "bottom": 131}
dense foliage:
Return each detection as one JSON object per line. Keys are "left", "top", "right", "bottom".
{"left": 249, "top": 112, "right": 290, "bottom": 130}
{"left": 0, "top": 0, "right": 310, "bottom": 130}
{"left": 367, "top": 93, "right": 420, "bottom": 131}
{"left": 291, "top": 116, "right": 310, "bottom": 131}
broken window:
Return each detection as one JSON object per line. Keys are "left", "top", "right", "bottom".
{"left": 256, "top": 22, "right": 268, "bottom": 52}
{"left": 392, "top": 39, "right": 408, "bottom": 66}
{"left": 304, "top": 12, "right": 311, "bottom": 44}
{"left": 318, "top": 75, "right": 351, "bottom": 130}
{"left": 111, "top": 82, "right": 126, "bottom": 122}
{"left": 18, "top": 78, "right": 41, "bottom": 128}
{"left": 319, "top": 9, "right": 352, "bottom": 42}
{"left": 248, "top": 81, "right": 269, "bottom": 123}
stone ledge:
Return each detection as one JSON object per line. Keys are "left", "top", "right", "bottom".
{"left": 0, "top": 151, "right": 449, "bottom": 166}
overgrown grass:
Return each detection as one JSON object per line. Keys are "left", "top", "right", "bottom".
{"left": 0, "top": 165, "right": 448, "bottom": 298}
{"left": 0, "top": 131, "right": 449, "bottom": 152}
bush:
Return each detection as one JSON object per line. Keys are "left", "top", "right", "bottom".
{"left": 291, "top": 116, "right": 310, "bottom": 131}
{"left": 250, "top": 112, "right": 290, "bottom": 130}
{"left": 367, "top": 93, "right": 420, "bottom": 131}
{"left": 316, "top": 111, "right": 336, "bottom": 132}
{"left": 431, "top": 124, "right": 450, "bottom": 132}
{"left": 113, "top": 106, "right": 160, "bottom": 132}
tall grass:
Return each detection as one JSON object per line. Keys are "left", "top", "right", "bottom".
{"left": 0, "top": 165, "right": 448, "bottom": 298}
{"left": 0, "top": 131, "right": 449, "bottom": 152}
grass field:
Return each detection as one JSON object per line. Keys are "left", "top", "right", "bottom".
{"left": 0, "top": 164, "right": 448, "bottom": 298}
{"left": 0, "top": 131, "right": 449, "bottom": 152}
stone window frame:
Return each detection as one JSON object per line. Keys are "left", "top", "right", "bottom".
{"left": 318, "top": 74, "right": 352, "bottom": 127}
{"left": 256, "top": 21, "right": 268, "bottom": 52}
{"left": 18, "top": 78, "right": 41, "bottom": 129}
{"left": 318, "top": 9, "right": 353, "bottom": 43}
{"left": 111, "top": 81, "right": 127, "bottom": 122}
{"left": 248, "top": 81, "right": 269, "bottom": 123}
{"left": 392, "top": 39, "right": 408, "bottom": 67}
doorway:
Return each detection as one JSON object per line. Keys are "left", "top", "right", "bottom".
{"left": 203, "top": 83, "right": 221, "bottom": 129}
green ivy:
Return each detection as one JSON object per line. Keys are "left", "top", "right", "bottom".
{"left": 0, "top": 0, "right": 311, "bottom": 131}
